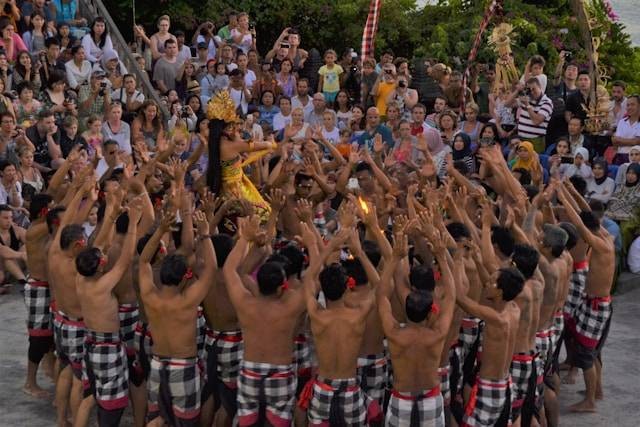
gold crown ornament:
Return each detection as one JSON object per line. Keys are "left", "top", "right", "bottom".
{"left": 207, "top": 90, "right": 239, "bottom": 122}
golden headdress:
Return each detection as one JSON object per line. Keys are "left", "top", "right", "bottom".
{"left": 207, "top": 90, "right": 239, "bottom": 122}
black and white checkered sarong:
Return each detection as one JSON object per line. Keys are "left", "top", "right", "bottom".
{"left": 563, "top": 261, "right": 588, "bottom": 318}
{"left": 510, "top": 352, "right": 534, "bottom": 423}
{"left": 386, "top": 386, "right": 444, "bottom": 427}
{"left": 118, "top": 304, "right": 139, "bottom": 358}
{"left": 237, "top": 360, "right": 296, "bottom": 427}
{"left": 308, "top": 376, "right": 377, "bottom": 425}
{"left": 148, "top": 355, "right": 201, "bottom": 422}
{"left": 357, "top": 352, "right": 388, "bottom": 404}
{"left": 24, "top": 279, "right": 53, "bottom": 336}
{"left": 204, "top": 329, "right": 243, "bottom": 388}
{"left": 82, "top": 330, "right": 129, "bottom": 410}
{"left": 53, "top": 309, "right": 86, "bottom": 379}
{"left": 462, "top": 376, "right": 510, "bottom": 427}
{"left": 567, "top": 294, "right": 612, "bottom": 349}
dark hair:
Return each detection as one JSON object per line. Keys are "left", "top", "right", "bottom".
{"left": 512, "top": 168, "right": 532, "bottom": 186}
{"left": 115, "top": 212, "right": 129, "bottom": 234}
{"left": 446, "top": 222, "right": 470, "bottom": 241}
{"left": 405, "top": 290, "right": 432, "bottom": 323}
{"left": 207, "top": 119, "right": 225, "bottom": 194}
{"left": 333, "top": 90, "right": 351, "bottom": 111}
{"left": 529, "top": 54, "right": 546, "bottom": 67}
{"left": 523, "top": 184, "right": 539, "bottom": 201}
{"left": 512, "top": 243, "right": 539, "bottom": 279}
{"left": 491, "top": 226, "right": 515, "bottom": 257}
{"left": 136, "top": 233, "right": 161, "bottom": 264}
{"left": 578, "top": 69, "right": 591, "bottom": 78}
{"left": 496, "top": 267, "right": 525, "bottom": 301}
{"left": 279, "top": 244, "right": 305, "bottom": 278}
{"left": 45, "top": 37, "right": 60, "bottom": 48}
{"left": 362, "top": 239, "right": 381, "bottom": 267}
{"left": 341, "top": 258, "right": 367, "bottom": 286}
{"left": 0, "top": 160, "right": 14, "bottom": 172}
{"left": 579, "top": 210, "right": 600, "bottom": 231}
{"left": 90, "top": 17, "right": 108, "bottom": 48}
{"left": 70, "top": 44, "right": 84, "bottom": 56}
{"left": 29, "top": 193, "right": 53, "bottom": 220}
{"left": 16, "top": 80, "right": 34, "bottom": 96}
{"left": 294, "top": 172, "right": 313, "bottom": 186}
{"left": 559, "top": 222, "right": 578, "bottom": 250}
{"left": 76, "top": 247, "right": 103, "bottom": 277}
{"left": 212, "top": 234, "right": 234, "bottom": 267}
{"left": 410, "top": 264, "right": 436, "bottom": 291}
{"left": 164, "top": 38, "right": 177, "bottom": 48}
{"left": 0, "top": 203, "right": 11, "bottom": 213}
{"left": 480, "top": 122, "right": 499, "bottom": 142}
{"left": 355, "top": 161, "right": 372, "bottom": 174}
{"left": 588, "top": 199, "right": 606, "bottom": 219}
{"left": 319, "top": 263, "right": 348, "bottom": 301}
{"left": 160, "top": 254, "right": 189, "bottom": 286}
{"left": 569, "top": 175, "right": 587, "bottom": 196}
{"left": 46, "top": 206, "right": 65, "bottom": 233}
{"left": 60, "top": 224, "right": 85, "bottom": 250}
{"left": 256, "top": 261, "right": 287, "bottom": 295}
{"left": 14, "top": 51, "right": 37, "bottom": 81}
{"left": 46, "top": 70, "right": 67, "bottom": 90}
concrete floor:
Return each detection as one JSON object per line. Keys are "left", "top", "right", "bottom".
{"left": 1, "top": 285, "right": 639, "bottom": 426}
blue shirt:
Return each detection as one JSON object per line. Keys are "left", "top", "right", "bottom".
{"left": 257, "top": 106, "right": 280, "bottom": 129}
{"left": 602, "top": 217, "right": 622, "bottom": 253}
{"left": 357, "top": 125, "right": 394, "bottom": 151}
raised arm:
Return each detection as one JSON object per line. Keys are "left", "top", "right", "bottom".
{"left": 100, "top": 198, "right": 142, "bottom": 287}
{"left": 139, "top": 211, "right": 175, "bottom": 297}
{"left": 183, "top": 211, "right": 217, "bottom": 306}
{"left": 222, "top": 216, "right": 260, "bottom": 307}
{"left": 347, "top": 228, "right": 380, "bottom": 287}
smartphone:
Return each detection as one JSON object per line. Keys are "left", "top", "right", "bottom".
{"left": 561, "top": 156, "right": 573, "bottom": 164}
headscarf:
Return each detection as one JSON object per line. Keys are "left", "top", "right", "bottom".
{"left": 574, "top": 147, "right": 589, "bottom": 163}
{"left": 452, "top": 133, "right": 472, "bottom": 160}
{"left": 630, "top": 145, "right": 640, "bottom": 159}
{"left": 625, "top": 163, "right": 640, "bottom": 187}
{"left": 592, "top": 158, "right": 608, "bottom": 185}
{"left": 511, "top": 141, "right": 542, "bottom": 174}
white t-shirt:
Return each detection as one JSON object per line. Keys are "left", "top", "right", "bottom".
{"left": 177, "top": 45, "right": 192, "bottom": 63}
{"left": 196, "top": 35, "right": 217, "bottom": 61}
{"left": 291, "top": 95, "right": 314, "bottom": 120}
{"left": 243, "top": 69, "right": 257, "bottom": 90}
{"left": 229, "top": 87, "right": 248, "bottom": 115}
{"left": 230, "top": 29, "right": 253, "bottom": 54}
{"left": 615, "top": 117, "right": 640, "bottom": 154}
{"left": 273, "top": 112, "right": 292, "bottom": 132}
{"left": 628, "top": 236, "right": 640, "bottom": 274}
{"left": 322, "top": 126, "right": 340, "bottom": 145}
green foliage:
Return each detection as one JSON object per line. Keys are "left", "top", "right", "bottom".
{"left": 108, "top": 0, "right": 639, "bottom": 89}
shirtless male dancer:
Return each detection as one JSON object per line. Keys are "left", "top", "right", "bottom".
{"left": 201, "top": 233, "right": 242, "bottom": 427}
{"left": 379, "top": 229, "right": 456, "bottom": 427}
{"left": 456, "top": 267, "right": 525, "bottom": 427}
{"left": 139, "top": 210, "right": 217, "bottom": 426}
{"left": 49, "top": 180, "right": 97, "bottom": 426}
{"left": 22, "top": 194, "right": 55, "bottom": 398}
{"left": 557, "top": 184, "right": 615, "bottom": 413}
{"left": 74, "top": 199, "right": 142, "bottom": 426}
{"left": 510, "top": 244, "right": 543, "bottom": 427}
{"left": 302, "top": 226, "right": 382, "bottom": 425}
{"left": 222, "top": 215, "right": 308, "bottom": 427}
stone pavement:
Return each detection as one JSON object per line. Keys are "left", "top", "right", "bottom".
{"left": 1, "top": 284, "right": 639, "bottom": 426}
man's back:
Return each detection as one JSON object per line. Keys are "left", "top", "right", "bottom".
{"left": 237, "top": 293, "right": 303, "bottom": 365}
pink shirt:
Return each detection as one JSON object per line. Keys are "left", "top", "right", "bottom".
{"left": 0, "top": 34, "right": 28, "bottom": 61}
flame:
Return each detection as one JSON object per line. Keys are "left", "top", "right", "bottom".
{"left": 358, "top": 197, "right": 369, "bottom": 215}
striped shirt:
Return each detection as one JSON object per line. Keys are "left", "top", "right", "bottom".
{"left": 517, "top": 94, "right": 553, "bottom": 138}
